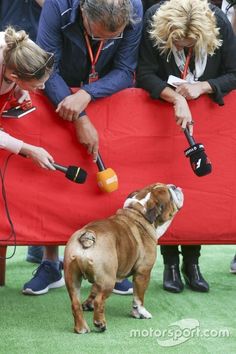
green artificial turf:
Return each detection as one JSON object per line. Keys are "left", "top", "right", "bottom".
{"left": 0, "top": 245, "right": 235, "bottom": 354}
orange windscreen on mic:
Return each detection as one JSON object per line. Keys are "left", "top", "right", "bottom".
{"left": 96, "top": 152, "right": 118, "bottom": 192}
{"left": 96, "top": 168, "right": 118, "bottom": 193}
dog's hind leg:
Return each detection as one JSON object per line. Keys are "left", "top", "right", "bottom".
{"left": 93, "top": 284, "right": 114, "bottom": 332}
{"left": 131, "top": 271, "right": 152, "bottom": 319}
{"left": 64, "top": 261, "right": 90, "bottom": 334}
{"left": 82, "top": 283, "right": 98, "bottom": 311}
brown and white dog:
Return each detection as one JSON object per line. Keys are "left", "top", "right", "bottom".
{"left": 64, "top": 183, "right": 184, "bottom": 334}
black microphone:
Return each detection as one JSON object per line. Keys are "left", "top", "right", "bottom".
{"left": 52, "top": 162, "right": 87, "bottom": 184}
{"left": 184, "top": 128, "right": 212, "bottom": 177}
{"left": 96, "top": 152, "right": 106, "bottom": 171}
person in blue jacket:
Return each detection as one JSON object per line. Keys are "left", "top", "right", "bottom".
{"left": 22, "top": 0, "right": 143, "bottom": 297}
{"left": 37, "top": 0, "right": 143, "bottom": 162}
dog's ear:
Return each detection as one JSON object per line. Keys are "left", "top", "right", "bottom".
{"left": 145, "top": 186, "right": 169, "bottom": 223}
{"left": 126, "top": 190, "right": 139, "bottom": 199}
{"left": 145, "top": 206, "right": 157, "bottom": 223}
{"left": 145, "top": 203, "right": 163, "bottom": 223}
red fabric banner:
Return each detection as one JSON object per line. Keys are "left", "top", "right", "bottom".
{"left": 0, "top": 88, "right": 236, "bottom": 245}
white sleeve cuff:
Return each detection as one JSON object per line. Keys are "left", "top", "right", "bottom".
{"left": 0, "top": 130, "right": 24, "bottom": 154}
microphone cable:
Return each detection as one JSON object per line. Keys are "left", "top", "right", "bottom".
{"left": 0, "top": 153, "right": 17, "bottom": 260}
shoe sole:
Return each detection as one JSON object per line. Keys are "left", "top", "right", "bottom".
{"left": 182, "top": 274, "right": 209, "bottom": 292}
{"left": 183, "top": 274, "right": 210, "bottom": 293}
{"left": 230, "top": 269, "right": 236, "bottom": 274}
{"left": 163, "top": 286, "right": 184, "bottom": 293}
{"left": 22, "top": 277, "right": 65, "bottom": 295}
{"left": 184, "top": 283, "right": 209, "bottom": 292}
{"left": 112, "top": 289, "right": 133, "bottom": 295}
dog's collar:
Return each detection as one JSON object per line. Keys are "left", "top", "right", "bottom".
{"left": 116, "top": 208, "right": 157, "bottom": 243}
{"left": 123, "top": 192, "right": 151, "bottom": 211}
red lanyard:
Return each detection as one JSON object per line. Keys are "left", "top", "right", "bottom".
{"left": 181, "top": 47, "right": 193, "bottom": 80}
{"left": 84, "top": 33, "right": 104, "bottom": 83}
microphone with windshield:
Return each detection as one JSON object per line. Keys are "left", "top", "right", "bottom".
{"left": 52, "top": 163, "right": 87, "bottom": 184}
{"left": 96, "top": 152, "right": 118, "bottom": 192}
{"left": 184, "top": 128, "right": 212, "bottom": 177}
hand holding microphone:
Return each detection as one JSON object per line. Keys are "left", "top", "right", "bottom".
{"left": 96, "top": 152, "right": 118, "bottom": 192}
{"left": 20, "top": 143, "right": 56, "bottom": 170}
{"left": 19, "top": 151, "right": 87, "bottom": 184}
{"left": 184, "top": 127, "right": 212, "bottom": 177}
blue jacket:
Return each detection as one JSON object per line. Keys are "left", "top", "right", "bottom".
{"left": 0, "top": 0, "right": 42, "bottom": 41}
{"left": 37, "top": 0, "right": 143, "bottom": 106}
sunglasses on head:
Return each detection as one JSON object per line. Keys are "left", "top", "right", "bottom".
{"left": 17, "top": 53, "right": 54, "bottom": 80}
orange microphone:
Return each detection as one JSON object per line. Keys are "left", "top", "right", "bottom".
{"left": 96, "top": 152, "right": 118, "bottom": 193}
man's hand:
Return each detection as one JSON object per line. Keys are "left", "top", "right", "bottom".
{"left": 56, "top": 90, "right": 92, "bottom": 121}
{"left": 74, "top": 115, "right": 99, "bottom": 162}
{"left": 34, "top": 0, "right": 45, "bottom": 7}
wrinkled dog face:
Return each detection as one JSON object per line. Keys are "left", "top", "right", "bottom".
{"left": 123, "top": 183, "right": 184, "bottom": 239}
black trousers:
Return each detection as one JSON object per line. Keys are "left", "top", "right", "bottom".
{"left": 160, "top": 245, "right": 201, "bottom": 265}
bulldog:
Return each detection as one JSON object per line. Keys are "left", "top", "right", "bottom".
{"left": 64, "top": 183, "right": 184, "bottom": 334}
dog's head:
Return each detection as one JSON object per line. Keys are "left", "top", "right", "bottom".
{"left": 123, "top": 183, "right": 184, "bottom": 239}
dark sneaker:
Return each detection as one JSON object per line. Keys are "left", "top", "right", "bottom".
{"left": 112, "top": 278, "right": 133, "bottom": 295}
{"left": 230, "top": 254, "right": 236, "bottom": 274}
{"left": 22, "top": 260, "right": 65, "bottom": 295}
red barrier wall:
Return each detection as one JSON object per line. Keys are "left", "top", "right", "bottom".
{"left": 0, "top": 88, "right": 236, "bottom": 246}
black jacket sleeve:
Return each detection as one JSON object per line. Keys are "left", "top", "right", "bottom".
{"left": 207, "top": 8, "right": 236, "bottom": 105}
{"left": 136, "top": 4, "right": 168, "bottom": 99}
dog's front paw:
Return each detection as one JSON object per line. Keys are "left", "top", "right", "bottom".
{"left": 131, "top": 305, "right": 152, "bottom": 319}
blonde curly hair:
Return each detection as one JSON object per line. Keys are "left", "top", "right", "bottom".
{"left": 149, "top": 0, "right": 222, "bottom": 58}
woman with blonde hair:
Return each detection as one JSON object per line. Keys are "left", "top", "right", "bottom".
{"left": 0, "top": 26, "right": 55, "bottom": 169}
{"left": 137, "top": 0, "right": 236, "bottom": 293}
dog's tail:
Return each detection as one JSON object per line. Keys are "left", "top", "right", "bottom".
{"left": 78, "top": 230, "right": 96, "bottom": 249}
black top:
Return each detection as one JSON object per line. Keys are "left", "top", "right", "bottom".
{"left": 141, "top": 0, "right": 163, "bottom": 12}
{"left": 137, "top": 3, "right": 236, "bottom": 105}
{"left": 141, "top": 0, "right": 223, "bottom": 13}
